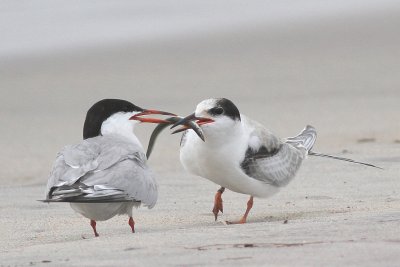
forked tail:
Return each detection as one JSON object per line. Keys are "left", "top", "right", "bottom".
{"left": 285, "top": 125, "right": 317, "bottom": 152}
{"left": 308, "top": 151, "right": 382, "bottom": 169}
{"left": 286, "top": 125, "right": 381, "bottom": 169}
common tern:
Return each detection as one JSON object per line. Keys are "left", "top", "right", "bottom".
{"left": 43, "top": 99, "right": 175, "bottom": 236}
{"left": 168, "top": 98, "right": 380, "bottom": 224}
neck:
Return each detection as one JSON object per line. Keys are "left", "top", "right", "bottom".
{"left": 202, "top": 121, "right": 245, "bottom": 146}
{"left": 101, "top": 112, "right": 141, "bottom": 144}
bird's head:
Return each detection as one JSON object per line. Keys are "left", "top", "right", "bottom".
{"left": 83, "top": 99, "right": 175, "bottom": 139}
{"left": 171, "top": 98, "right": 241, "bottom": 139}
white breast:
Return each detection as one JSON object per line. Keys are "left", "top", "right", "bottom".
{"left": 180, "top": 122, "right": 279, "bottom": 198}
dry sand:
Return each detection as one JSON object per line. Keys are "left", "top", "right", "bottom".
{"left": 1, "top": 4, "right": 400, "bottom": 266}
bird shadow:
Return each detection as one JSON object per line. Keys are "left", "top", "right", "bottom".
{"left": 229, "top": 209, "right": 350, "bottom": 225}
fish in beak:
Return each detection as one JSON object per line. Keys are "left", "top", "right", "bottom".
{"left": 131, "top": 110, "right": 209, "bottom": 140}
{"left": 170, "top": 112, "right": 214, "bottom": 132}
{"left": 131, "top": 112, "right": 208, "bottom": 158}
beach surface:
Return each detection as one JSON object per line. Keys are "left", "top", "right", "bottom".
{"left": 1, "top": 1, "right": 399, "bottom": 266}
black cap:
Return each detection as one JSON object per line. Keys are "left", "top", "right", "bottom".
{"left": 83, "top": 99, "right": 143, "bottom": 139}
{"left": 212, "top": 98, "right": 241, "bottom": 121}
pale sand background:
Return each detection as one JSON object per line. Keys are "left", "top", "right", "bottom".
{"left": 1, "top": 1, "right": 400, "bottom": 266}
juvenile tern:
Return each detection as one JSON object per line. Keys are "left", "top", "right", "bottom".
{"left": 169, "top": 98, "right": 379, "bottom": 224}
{"left": 43, "top": 99, "right": 175, "bottom": 236}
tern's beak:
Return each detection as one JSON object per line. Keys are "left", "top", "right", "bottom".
{"left": 129, "top": 109, "right": 177, "bottom": 124}
{"left": 168, "top": 112, "right": 214, "bottom": 141}
{"left": 170, "top": 112, "right": 214, "bottom": 129}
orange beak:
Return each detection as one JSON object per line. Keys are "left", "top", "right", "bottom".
{"left": 130, "top": 109, "right": 177, "bottom": 124}
{"left": 170, "top": 112, "right": 214, "bottom": 129}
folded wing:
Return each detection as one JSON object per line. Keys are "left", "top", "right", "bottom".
{"left": 241, "top": 121, "right": 317, "bottom": 187}
{"left": 45, "top": 135, "right": 158, "bottom": 208}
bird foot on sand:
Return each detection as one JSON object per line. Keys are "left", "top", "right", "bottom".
{"left": 90, "top": 220, "right": 100, "bottom": 237}
{"left": 225, "top": 217, "right": 247, "bottom": 225}
{"left": 212, "top": 190, "right": 224, "bottom": 221}
{"left": 128, "top": 217, "right": 135, "bottom": 233}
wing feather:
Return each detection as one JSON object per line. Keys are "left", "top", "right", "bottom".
{"left": 45, "top": 134, "right": 157, "bottom": 208}
{"left": 241, "top": 118, "right": 315, "bottom": 187}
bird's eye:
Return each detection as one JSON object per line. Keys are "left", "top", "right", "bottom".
{"left": 210, "top": 107, "right": 224, "bottom": 115}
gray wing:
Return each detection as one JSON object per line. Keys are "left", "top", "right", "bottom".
{"left": 45, "top": 135, "right": 158, "bottom": 208}
{"left": 241, "top": 119, "right": 316, "bottom": 187}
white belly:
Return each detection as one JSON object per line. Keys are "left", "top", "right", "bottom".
{"left": 70, "top": 202, "right": 137, "bottom": 221}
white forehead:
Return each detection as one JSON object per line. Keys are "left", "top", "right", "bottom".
{"left": 195, "top": 99, "right": 218, "bottom": 113}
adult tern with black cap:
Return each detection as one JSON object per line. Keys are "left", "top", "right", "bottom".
{"left": 168, "top": 98, "right": 380, "bottom": 224}
{"left": 43, "top": 99, "right": 175, "bottom": 236}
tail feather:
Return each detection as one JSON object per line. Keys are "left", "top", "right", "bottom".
{"left": 286, "top": 125, "right": 317, "bottom": 152}
{"left": 308, "top": 151, "right": 382, "bottom": 169}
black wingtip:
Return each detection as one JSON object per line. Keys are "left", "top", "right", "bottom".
{"left": 38, "top": 199, "right": 141, "bottom": 203}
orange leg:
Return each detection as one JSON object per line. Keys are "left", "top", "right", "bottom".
{"left": 212, "top": 187, "right": 225, "bottom": 221}
{"left": 90, "top": 219, "right": 99, "bottom": 237}
{"left": 128, "top": 217, "right": 135, "bottom": 233}
{"left": 227, "top": 196, "right": 254, "bottom": 224}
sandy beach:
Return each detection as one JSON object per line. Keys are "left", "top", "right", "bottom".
{"left": 1, "top": 1, "right": 400, "bottom": 266}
